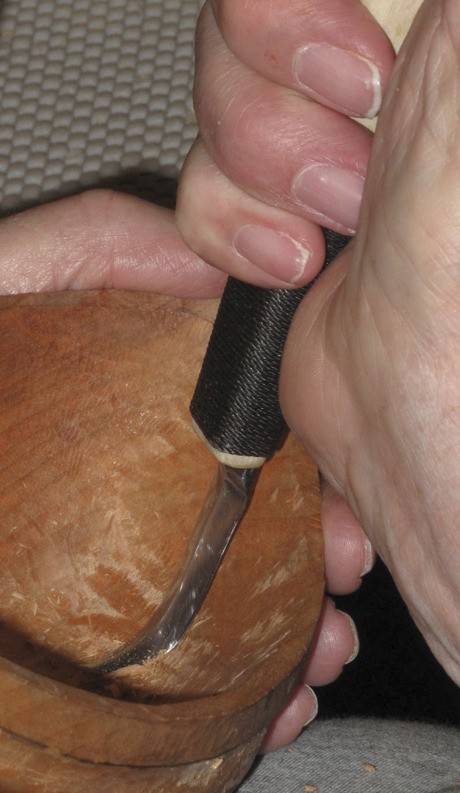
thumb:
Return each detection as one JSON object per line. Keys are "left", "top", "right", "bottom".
{"left": 0, "top": 190, "right": 225, "bottom": 298}
{"left": 280, "top": 245, "right": 356, "bottom": 496}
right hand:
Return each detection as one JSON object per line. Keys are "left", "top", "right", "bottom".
{"left": 177, "top": 0, "right": 395, "bottom": 288}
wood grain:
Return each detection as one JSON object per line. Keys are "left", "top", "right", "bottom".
{"left": 0, "top": 291, "right": 323, "bottom": 790}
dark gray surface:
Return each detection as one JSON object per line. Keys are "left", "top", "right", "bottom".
{"left": 318, "top": 559, "right": 460, "bottom": 726}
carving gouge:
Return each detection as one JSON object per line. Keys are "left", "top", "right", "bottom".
{"left": 91, "top": 228, "right": 349, "bottom": 674}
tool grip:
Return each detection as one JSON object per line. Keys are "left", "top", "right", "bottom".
{"left": 190, "top": 229, "right": 349, "bottom": 467}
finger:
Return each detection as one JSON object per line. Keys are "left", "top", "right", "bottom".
{"left": 208, "top": 0, "right": 395, "bottom": 118}
{"left": 321, "top": 480, "right": 375, "bottom": 595}
{"left": 259, "top": 683, "right": 318, "bottom": 753}
{"left": 280, "top": 247, "right": 354, "bottom": 492}
{"left": 195, "top": 9, "right": 373, "bottom": 235}
{"left": 177, "top": 138, "right": 328, "bottom": 287}
{"left": 260, "top": 597, "right": 359, "bottom": 752}
{"left": 302, "top": 597, "right": 359, "bottom": 687}
{"left": 0, "top": 190, "right": 225, "bottom": 298}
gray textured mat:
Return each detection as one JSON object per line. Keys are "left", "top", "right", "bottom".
{"left": 240, "top": 719, "right": 460, "bottom": 793}
{"left": 0, "top": 0, "right": 202, "bottom": 213}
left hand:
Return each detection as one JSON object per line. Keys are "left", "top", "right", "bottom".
{"left": 0, "top": 189, "right": 225, "bottom": 296}
{"left": 0, "top": 188, "right": 372, "bottom": 751}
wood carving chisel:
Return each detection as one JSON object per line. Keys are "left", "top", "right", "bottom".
{"left": 90, "top": 229, "right": 349, "bottom": 673}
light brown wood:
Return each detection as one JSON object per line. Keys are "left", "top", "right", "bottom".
{"left": 365, "top": 0, "right": 422, "bottom": 50}
{"left": 360, "top": 0, "right": 424, "bottom": 131}
{"left": 0, "top": 290, "right": 323, "bottom": 790}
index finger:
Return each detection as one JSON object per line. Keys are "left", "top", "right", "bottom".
{"left": 209, "top": 0, "right": 395, "bottom": 119}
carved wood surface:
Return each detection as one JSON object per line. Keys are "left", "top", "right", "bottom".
{"left": 0, "top": 291, "right": 323, "bottom": 790}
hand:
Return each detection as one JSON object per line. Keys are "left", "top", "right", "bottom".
{"left": 0, "top": 189, "right": 224, "bottom": 297}
{"left": 177, "top": 0, "right": 394, "bottom": 288}
{"left": 0, "top": 186, "right": 374, "bottom": 750}
{"left": 281, "top": 0, "right": 460, "bottom": 687}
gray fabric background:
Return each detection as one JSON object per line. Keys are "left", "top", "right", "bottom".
{"left": 0, "top": 1, "right": 459, "bottom": 790}
{"left": 0, "top": 0, "right": 200, "bottom": 213}
{"left": 239, "top": 719, "right": 459, "bottom": 793}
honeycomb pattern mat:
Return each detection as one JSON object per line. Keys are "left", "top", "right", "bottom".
{"left": 0, "top": 0, "right": 203, "bottom": 214}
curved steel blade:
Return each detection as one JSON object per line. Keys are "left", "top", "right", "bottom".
{"left": 89, "top": 463, "right": 257, "bottom": 674}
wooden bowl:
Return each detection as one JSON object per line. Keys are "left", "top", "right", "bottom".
{"left": 0, "top": 290, "right": 323, "bottom": 792}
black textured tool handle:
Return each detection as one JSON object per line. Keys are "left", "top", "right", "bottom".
{"left": 190, "top": 229, "right": 350, "bottom": 465}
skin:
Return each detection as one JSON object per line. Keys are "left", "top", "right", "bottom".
{"left": 177, "top": 0, "right": 395, "bottom": 286}
{"left": 177, "top": 0, "right": 460, "bottom": 749}
{"left": 282, "top": 0, "right": 460, "bottom": 687}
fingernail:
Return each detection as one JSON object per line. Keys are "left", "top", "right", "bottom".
{"left": 292, "top": 164, "right": 364, "bottom": 233}
{"left": 338, "top": 611, "right": 360, "bottom": 665}
{"left": 360, "top": 537, "right": 375, "bottom": 578}
{"left": 303, "top": 686, "right": 319, "bottom": 727}
{"left": 233, "top": 225, "right": 310, "bottom": 284}
{"left": 294, "top": 44, "right": 382, "bottom": 118}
